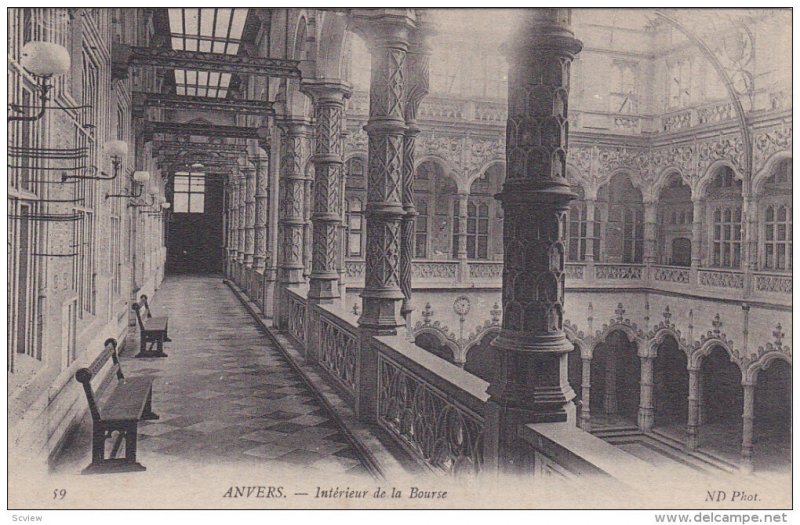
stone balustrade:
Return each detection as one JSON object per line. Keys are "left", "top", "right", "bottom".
{"left": 342, "top": 259, "right": 790, "bottom": 305}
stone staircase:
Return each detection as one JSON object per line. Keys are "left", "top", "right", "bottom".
{"left": 592, "top": 425, "right": 740, "bottom": 475}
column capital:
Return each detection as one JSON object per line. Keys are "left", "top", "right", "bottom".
{"left": 300, "top": 80, "right": 352, "bottom": 104}
{"left": 277, "top": 117, "right": 313, "bottom": 135}
{"left": 350, "top": 9, "right": 417, "bottom": 49}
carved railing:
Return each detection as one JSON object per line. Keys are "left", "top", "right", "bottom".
{"left": 652, "top": 265, "right": 690, "bottom": 284}
{"left": 318, "top": 307, "right": 358, "bottom": 400}
{"left": 468, "top": 261, "right": 503, "bottom": 280}
{"left": 473, "top": 100, "right": 507, "bottom": 123}
{"left": 411, "top": 260, "right": 459, "bottom": 280}
{"left": 418, "top": 96, "right": 466, "bottom": 120}
{"left": 345, "top": 259, "right": 366, "bottom": 279}
{"left": 661, "top": 109, "right": 692, "bottom": 132}
{"left": 753, "top": 271, "right": 792, "bottom": 294}
{"left": 285, "top": 288, "right": 307, "bottom": 345}
{"left": 594, "top": 264, "right": 645, "bottom": 281}
{"left": 697, "top": 101, "right": 735, "bottom": 125}
{"left": 373, "top": 336, "right": 488, "bottom": 476}
{"left": 565, "top": 263, "right": 585, "bottom": 281}
{"left": 698, "top": 268, "right": 745, "bottom": 289}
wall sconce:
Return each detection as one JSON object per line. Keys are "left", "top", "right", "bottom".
{"left": 130, "top": 183, "right": 160, "bottom": 209}
{"left": 105, "top": 169, "right": 149, "bottom": 200}
{"left": 9, "top": 42, "right": 71, "bottom": 123}
{"left": 62, "top": 139, "right": 129, "bottom": 181}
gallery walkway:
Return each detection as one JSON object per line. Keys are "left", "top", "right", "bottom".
{"left": 54, "top": 275, "right": 371, "bottom": 477}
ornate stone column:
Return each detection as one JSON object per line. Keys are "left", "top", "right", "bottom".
{"left": 741, "top": 382, "right": 755, "bottom": 473}
{"left": 237, "top": 168, "right": 247, "bottom": 284}
{"left": 357, "top": 19, "right": 411, "bottom": 335}
{"left": 580, "top": 356, "right": 592, "bottom": 431}
{"left": 399, "top": 30, "right": 431, "bottom": 333}
{"left": 303, "top": 174, "right": 313, "bottom": 281}
{"left": 484, "top": 9, "right": 582, "bottom": 471}
{"left": 253, "top": 155, "right": 269, "bottom": 274}
{"left": 691, "top": 197, "right": 704, "bottom": 279}
{"left": 638, "top": 354, "right": 655, "bottom": 432}
{"left": 301, "top": 81, "right": 351, "bottom": 364}
{"left": 225, "top": 177, "right": 237, "bottom": 277}
{"left": 455, "top": 192, "right": 469, "bottom": 282}
{"left": 687, "top": 367, "right": 700, "bottom": 450}
{"left": 584, "top": 199, "right": 596, "bottom": 262}
{"left": 243, "top": 164, "right": 257, "bottom": 294}
{"left": 643, "top": 199, "right": 658, "bottom": 265}
{"left": 277, "top": 119, "right": 312, "bottom": 328}
{"left": 302, "top": 81, "right": 351, "bottom": 304}
{"left": 742, "top": 193, "right": 757, "bottom": 295}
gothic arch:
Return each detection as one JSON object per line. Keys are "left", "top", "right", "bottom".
{"left": 696, "top": 159, "right": 743, "bottom": 198}
{"left": 752, "top": 150, "right": 792, "bottom": 195}
{"left": 566, "top": 164, "right": 592, "bottom": 198}
{"left": 591, "top": 322, "right": 644, "bottom": 359}
{"left": 563, "top": 319, "right": 588, "bottom": 358}
{"left": 416, "top": 155, "right": 460, "bottom": 188}
{"left": 648, "top": 327, "right": 690, "bottom": 360}
{"left": 463, "top": 325, "right": 501, "bottom": 361}
{"left": 746, "top": 351, "right": 792, "bottom": 384}
{"left": 413, "top": 326, "right": 460, "bottom": 362}
{"left": 652, "top": 167, "right": 689, "bottom": 201}
{"left": 689, "top": 338, "right": 743, "bottom": 378}
{"left": 314, "top": 11, "right": 349, "bottom": 79}
{"left": 465, "top": 159, "right": 506, "bottom": 191}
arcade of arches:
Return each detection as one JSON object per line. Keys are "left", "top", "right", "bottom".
{"left": 7, "top": 7, "right": 792, "bottom": 485}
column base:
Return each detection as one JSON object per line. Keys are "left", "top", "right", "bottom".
{"left": 638, "top": 406, "right": 654, "bottom": 432}
{"left": 358, "top": 295, "right": 404, "bottom": 335}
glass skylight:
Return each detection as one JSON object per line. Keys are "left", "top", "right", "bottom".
{"left": 167, "top": 8, "right": 248, "bottom": 99}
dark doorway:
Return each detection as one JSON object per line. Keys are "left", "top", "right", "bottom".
{"left": 654, "top": 335, "right": 689, "bottom": 427}
{"left": 701, "top": 346, "right": 743, "bottom": 424}
{"left": 464, "top": 331, "right": 499, "bottom": 383}
{"left": 167, "top": 174, "right": 224, "bottom": 274}
{"left": 670, "top": 237, "right": 692, "bottom": 266}
{"left": 590, "top": 331, "right": 640, "bottom": 422}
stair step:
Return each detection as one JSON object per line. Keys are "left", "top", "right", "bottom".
{"left": 649, "top": 430, "right": 740, "bottom": 473}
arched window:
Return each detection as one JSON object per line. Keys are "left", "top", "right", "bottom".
{"left": 566, "top": 183, "right": 597, "bottom": 262}
{"left": 415, "top": 199, "right": 428, "bottom": 258}
{"left": 706, "top": 166, "right": 743, "bottom": 269}
{"left": 345, "top": 197, "right": 363, "bottom": 258}
{"left": 597, "top": 173, "right": 643, "bottom": 263}
{"left": 760, "top": 158, "right": 792, "bottom": 271}
{"left": 657, "top": 174, "right": 692, "bottom": 266}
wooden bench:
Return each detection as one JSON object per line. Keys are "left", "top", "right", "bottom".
{"left": 75, "top": 338, "right": 159, "bottom": 474}
{"left": 132, "top": 294, "right": 170, "bottom": 358}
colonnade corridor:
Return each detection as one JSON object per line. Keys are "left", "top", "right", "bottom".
{"left": 53, "top": 275, "right": 370, "bottom": 477}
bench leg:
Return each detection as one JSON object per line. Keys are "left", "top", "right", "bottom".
{"left": 142, "top": 390, "right": 160, "bottom": 421}
{"left": 135, "top": 335, "right": 149, "bottom": 358}
{"left": 82, "top": 425, "right": 146, "bottom": 474}
{"left": 91, "top": 427, "right": 105, "bottom": 466}
{"left": 154, "top": 338, "right": 168, "bottom": 358}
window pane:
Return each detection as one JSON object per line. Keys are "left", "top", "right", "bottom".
{"left": 350, "top": 215, "right": 362, "bottom": 230}
{"left": 174, "top": 193, "right": 189, "bottom": 212}
{"left": 349, "top": 233, "right": 361, "bottom": 256}
{"left": 190, "top": 194, "right": 204, "bottom": 213}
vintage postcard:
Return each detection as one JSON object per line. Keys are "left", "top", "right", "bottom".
{"left": 6, "top": 5, "right": 793, "bottom": 515}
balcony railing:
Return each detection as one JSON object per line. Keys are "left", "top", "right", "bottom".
{"left": 372, "top": 335, "right": 488, "bottom": 476}
{"left": 343, "top": 259, "right": 790, "bottom": 304}
{"left": 286, "top": 287, "right": 307, "bottom": 346}
{"left": 317, "top": 304, "right": 359, "bottom": 402}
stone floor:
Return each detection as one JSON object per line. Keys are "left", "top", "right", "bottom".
{"left": 54, "top": 275, "right": 370, "bottom": 478}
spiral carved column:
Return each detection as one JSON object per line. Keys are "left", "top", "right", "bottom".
{"left": 302, "top": 82, "right": 351, "bottom": 303}
{"left": 400, "top": 29, "right": 431, "bottom": 333}
{"left": 357, "top": 20, "right": 411, "bottom": 335}
{"left": 277, "top": 119, "right": 312, "bottom": 328}
{"left": 485, "top": 8, "right": 582, "bottom": 472}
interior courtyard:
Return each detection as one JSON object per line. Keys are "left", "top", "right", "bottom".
{"left": 7, "top": 7, "right": 793, "bottom": 506}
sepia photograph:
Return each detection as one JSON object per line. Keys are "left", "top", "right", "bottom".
{"left": 5, "top": 5, "right": 794, "bottom": 516}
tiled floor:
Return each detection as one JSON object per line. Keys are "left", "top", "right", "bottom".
{"left": 54, "top": 275, "right": 370, "bottom": 477}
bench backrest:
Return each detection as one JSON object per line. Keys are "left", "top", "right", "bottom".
{"left": 75, "top": 338, "right": 125, "bottom": 422}
{"left": 131, "top": 294, "right": 152, "bottom": 331}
